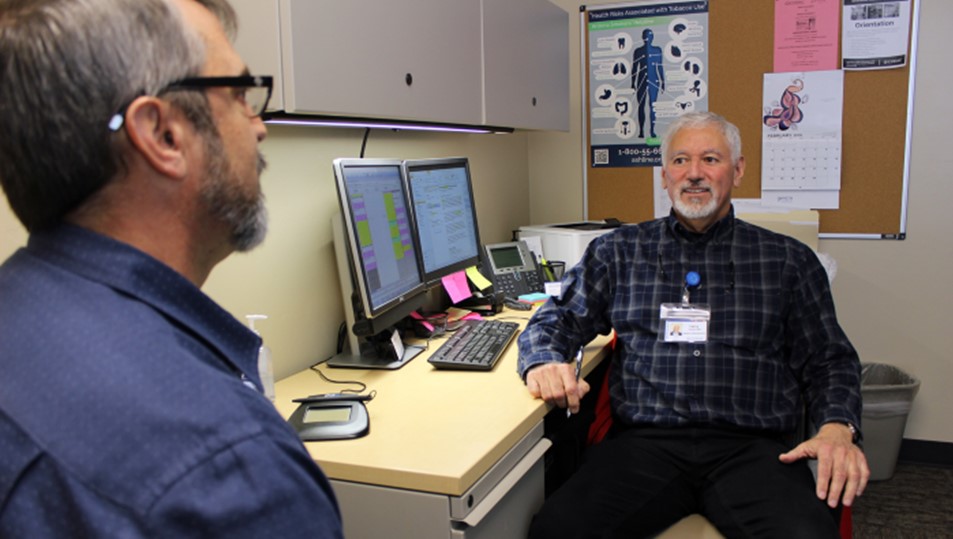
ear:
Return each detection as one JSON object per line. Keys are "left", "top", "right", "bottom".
{"left": 123, "top": 97, "right": 189, "bottom": 179}
{"left": 660, "top": 166, "right": 669, "bottom": 189}
{"left": 732, "top": 155, "right": 745, "bottom": 188}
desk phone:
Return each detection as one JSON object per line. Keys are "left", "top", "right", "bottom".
{"left": 484, "top": 240, "right": 544, "bottom": 297}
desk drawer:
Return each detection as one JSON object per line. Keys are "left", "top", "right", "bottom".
{"left": 449, "top": 421, "right": 548, "bottom": 520}
{"left": 330, "top": 422, "right": 549, "bottom": 539}
{"left": 450, "top": 444, "right": 547, "bottom": 538}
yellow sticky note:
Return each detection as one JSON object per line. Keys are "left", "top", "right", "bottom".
{"left": 465, "top": 265, "right": 493, "bottom": 291}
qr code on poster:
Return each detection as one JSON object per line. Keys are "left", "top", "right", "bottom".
{"left": 593, "top": 149, "right": 609, "bottom": 165}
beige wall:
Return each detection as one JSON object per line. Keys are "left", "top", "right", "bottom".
{"left": 3, "top": 0, "right": 949, "bottom": 444}
{"left": 530, "top": 0, "right": 950, "bottom": 444}
{"left": 0, "top": 128, "right": 530, "bottom": 381}
{"left": 202, "top": 127, "right": 530, "bottom": 380}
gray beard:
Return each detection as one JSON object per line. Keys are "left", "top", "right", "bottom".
{"left": 200, "top": 136, "right": 269, "bottom": 253}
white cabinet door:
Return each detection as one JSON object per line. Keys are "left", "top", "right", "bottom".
{"left": 231, "top": 0, "right": 284, "bottom": 112}
{"left": 279, "top": 0, "right": 483, "bottom": 125}
{"left": 483, "top": 0, "right": 569, "bottom": 131}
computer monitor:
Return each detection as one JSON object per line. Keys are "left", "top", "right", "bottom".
{"left": 403, "top": 157, "right": 483, "bottom": 287}
{"left": 330, "top": 158, "right": 427, "bottom": 369}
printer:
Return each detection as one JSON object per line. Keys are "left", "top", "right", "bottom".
{"left": 518, "top": 220, "right": 621, "bottom": 269}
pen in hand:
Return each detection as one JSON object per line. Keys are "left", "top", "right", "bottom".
{"left": 567, "top": 348, "right": 583, "bottom": 418}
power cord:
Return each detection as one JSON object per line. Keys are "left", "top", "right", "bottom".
{"left": 359, "top": 127, "right": 371, "bottom": 158}
{"left": 336, "top": 321, "right": 347, "bottom": 354}
{"left": 308, "top": 362, "right": 368, "bottom": 394}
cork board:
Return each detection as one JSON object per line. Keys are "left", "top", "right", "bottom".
{"left": 583, "top": 0, "right": 915, "bottom": 238}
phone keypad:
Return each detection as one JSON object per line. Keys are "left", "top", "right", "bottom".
{"left": 495, "top": 271, "right": 543, "bottom": 296}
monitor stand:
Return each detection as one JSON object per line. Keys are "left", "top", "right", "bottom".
{"left": 327, "top": 340, "right": 423, "bottom": 370}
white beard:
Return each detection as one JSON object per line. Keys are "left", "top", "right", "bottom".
{"left": 673, "top": 192, "right": 718, "bottom": 221}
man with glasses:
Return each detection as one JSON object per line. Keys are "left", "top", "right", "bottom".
{"left": 0, "top": 0, "right": 342, "bottom": 536}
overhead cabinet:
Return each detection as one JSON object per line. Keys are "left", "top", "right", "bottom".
{"left": 281, "top": 0, "right": 484, "bottom": 125}
{"left": 231, "top": 0, "right": 569, "bottom": 131}
{"left": 483, "top": 0, "right": 569, "bottom": 131}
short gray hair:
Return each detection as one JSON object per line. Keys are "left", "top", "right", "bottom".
{"left": 660, "top": 111, "right": 742, "bottom": 165}
{"left": 0, "top": 0, "right": 236, "bottom": 231}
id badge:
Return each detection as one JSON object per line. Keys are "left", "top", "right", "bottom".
{"left": 659, "top": 303, "right": 711, "bottom": 343}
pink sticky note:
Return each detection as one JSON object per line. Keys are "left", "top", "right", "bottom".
{"left": 409, "top": 310, "right": 433, "bottom": 331}
{"left": 441, "top": 270, "right": 473, "bottom": 304}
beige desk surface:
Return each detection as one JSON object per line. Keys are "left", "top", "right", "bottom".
{"left": 274, "top": 308, "right": 612, "bottom": 497}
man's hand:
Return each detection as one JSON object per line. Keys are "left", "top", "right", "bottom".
{"left": 779, "top": 422, "right": 870, "bottom": 508}
{"left": 525, "top": 363, "right": 591, "bottom": 414}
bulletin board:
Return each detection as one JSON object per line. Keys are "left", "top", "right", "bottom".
{"left": 582, "top": 0, "right": 918, "bottom": 239}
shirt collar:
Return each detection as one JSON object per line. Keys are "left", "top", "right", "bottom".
{"left": 665, "top": 206, "right": 736, "bottom": 245}
{"left": 27, "top": 223, "right": 261, "bottom": 382}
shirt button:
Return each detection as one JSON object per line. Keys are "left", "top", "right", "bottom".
{"left": 693, "top": 349, "right": 701, "bottom": 357}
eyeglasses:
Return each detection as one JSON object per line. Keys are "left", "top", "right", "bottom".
{"left": 108, "top": 74, "right": 273, "bottom": 132}
{"left": 164, "top": 75, "right": 273, "bottom": 117}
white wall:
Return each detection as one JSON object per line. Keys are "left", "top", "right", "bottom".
{"left": 529, "top": 0, "right": 951, "bottom": 444}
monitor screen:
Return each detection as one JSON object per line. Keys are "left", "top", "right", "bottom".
{"left": 403, "top": 157, "right": 483, "bottom": 286}
{"left": 332, "top": 158, "right": 426, "bottom": 320}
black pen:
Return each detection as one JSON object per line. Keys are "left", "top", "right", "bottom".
{"left": 567, "top": 348, "right": 583, "bottom": 418}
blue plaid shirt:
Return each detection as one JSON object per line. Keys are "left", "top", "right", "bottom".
{"left": 518, "top": 210, "right": 862, "bottom": 435}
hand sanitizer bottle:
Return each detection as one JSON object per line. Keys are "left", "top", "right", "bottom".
{"left": 245, "top": 314, "right": 275, "bottom": 402}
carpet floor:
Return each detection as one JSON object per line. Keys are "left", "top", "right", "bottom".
{"left": 850, "top": 462, "right": 953, "bottom": 538}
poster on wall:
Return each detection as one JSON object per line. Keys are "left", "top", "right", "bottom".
{"left": 773, "top": 0, "right": 841, "bottom": 72}
{"left": 586, "top": 1, "right": 709, "bottom": 168}
{"left": 842, "top": 0, "right": 911, "bottom": 70}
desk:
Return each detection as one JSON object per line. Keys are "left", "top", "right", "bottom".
{"left": 274, "top": 310, "right": 613, "bottom": 538}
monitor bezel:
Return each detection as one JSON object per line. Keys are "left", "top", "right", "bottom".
{"left": 402, "top": 157, "right": 484, "bottom": 287}
{"left": 332, "top": 157, "right": 427, "bottom": 321}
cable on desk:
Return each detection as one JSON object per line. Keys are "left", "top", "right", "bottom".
{"left": 308, "top": 362, "right": 367, "bottom": 394}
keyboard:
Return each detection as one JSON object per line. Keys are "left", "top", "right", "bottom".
{"left": 428, "top": 320, "right": 520, "bottom": 370}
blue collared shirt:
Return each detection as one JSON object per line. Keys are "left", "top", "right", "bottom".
{"left": 518, "top": 210, "right": 862, "bottom": 435}
{"left": 0, "top": 224, "right": 342, "bottom": 538}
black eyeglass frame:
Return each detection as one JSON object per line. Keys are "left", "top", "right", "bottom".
{"left": 165, "top": 75, "right": 273, "bottom": 115}
{"left": 108, "top": 74, "right": 274, "bottom": 132}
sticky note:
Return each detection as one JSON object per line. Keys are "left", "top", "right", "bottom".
{"left": 465, "top": 265, "right": 493, "bottom": 291}
{"left": 442, "top": 270, "right": 473, "bottom": 304}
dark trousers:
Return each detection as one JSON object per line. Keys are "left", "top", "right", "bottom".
{"left": 529, "top": 426, "right": 840, "bottom": 539}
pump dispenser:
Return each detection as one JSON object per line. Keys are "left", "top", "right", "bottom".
{"left": 245, "top": 314, "right": 275, "bottom": 402}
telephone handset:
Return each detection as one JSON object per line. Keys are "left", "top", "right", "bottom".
{"left": 483, "top": 240, "right": 545, "bottom": 297}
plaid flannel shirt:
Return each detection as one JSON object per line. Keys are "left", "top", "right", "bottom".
{"left": 518, "top": 209, "right": 862, "bottom": 434}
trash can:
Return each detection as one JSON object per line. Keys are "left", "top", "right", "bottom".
{"left": 860, "top": 363, "right": 920, "bottom": 481}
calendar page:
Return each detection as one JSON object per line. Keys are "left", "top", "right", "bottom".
{"left": 761, "top": 70, "right": 844, "bottom": 207}
{"left": 762, "top": 134, "right": 841, "bottom": 191}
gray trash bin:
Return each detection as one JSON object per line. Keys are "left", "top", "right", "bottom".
{"left": 860, "top": 363, "right": 920, "bottom": 481}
